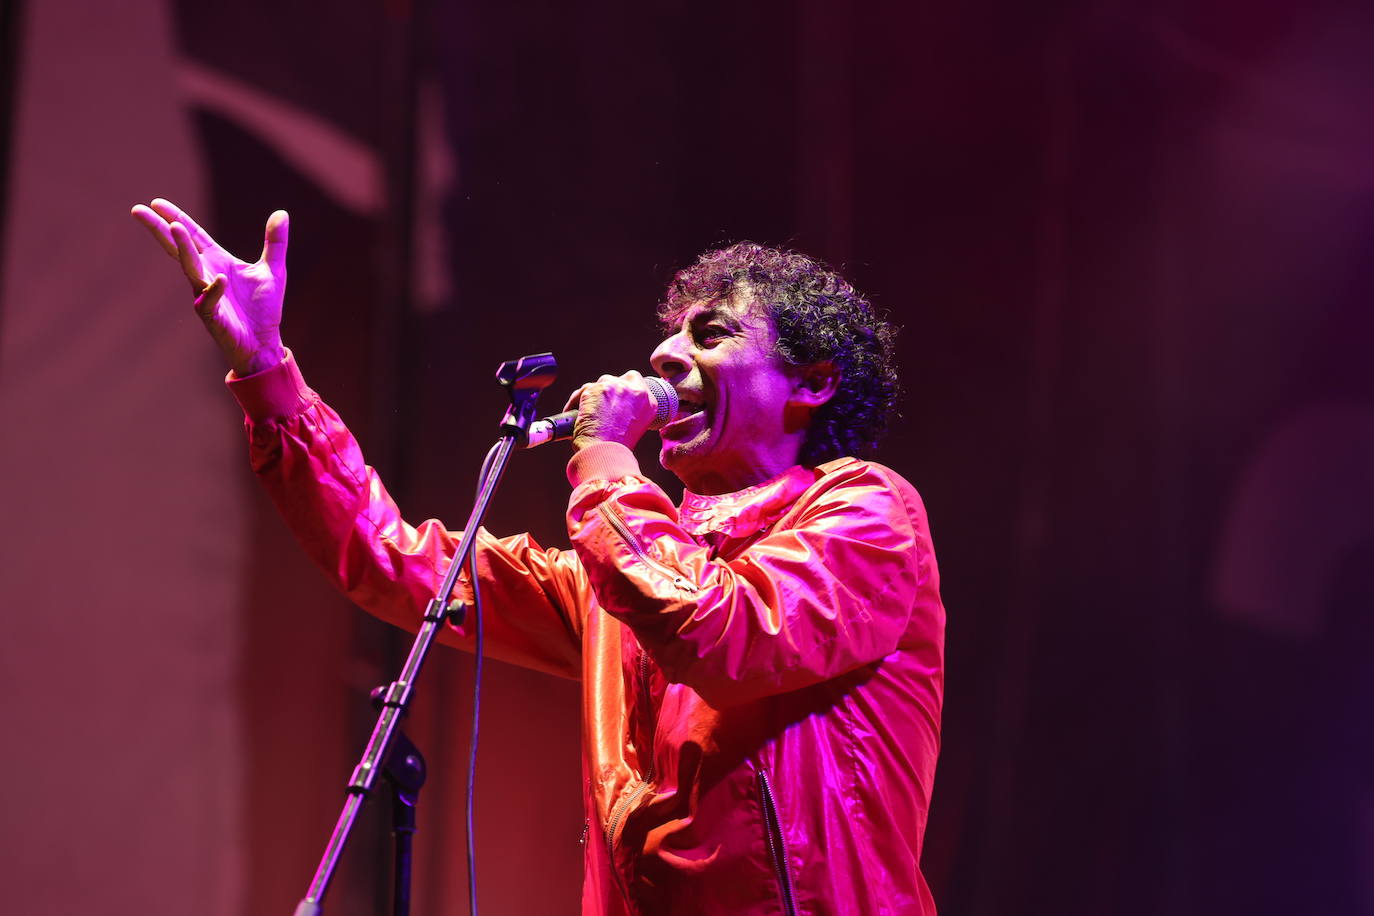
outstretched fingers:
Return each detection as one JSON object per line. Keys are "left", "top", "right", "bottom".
{"left": 130, "top": 204, "right": 178, "bottom": 257}
{"left": 170, "top": 221, "right": 210, "bottom": 292}
{"left": 150, "top": 198, "right": 216, "bottom": 253}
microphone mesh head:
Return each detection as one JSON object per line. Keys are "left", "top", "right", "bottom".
{"left": 645, "top": 377, "right": 679, "bottom": 430}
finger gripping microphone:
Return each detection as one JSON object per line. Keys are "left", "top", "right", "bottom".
{"left": 524, "top": 377, "right": 678, "bottom": 448}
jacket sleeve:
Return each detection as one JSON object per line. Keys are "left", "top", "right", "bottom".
{"left": 565, "top": 444, "right": 938, "bottom": 706}
{"left": 229, "top": 351, "right": 585, "bottom": 680}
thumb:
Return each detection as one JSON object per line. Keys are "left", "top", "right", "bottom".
{"left": 562, "top": 384, "right": 588, "bottom": 414}
{"left": 260, "top": 210, "right": 290, "bottom": 271}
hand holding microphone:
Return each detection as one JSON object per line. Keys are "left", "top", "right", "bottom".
{"left": 525, "top": 372, "right": 678, "bottom": 449}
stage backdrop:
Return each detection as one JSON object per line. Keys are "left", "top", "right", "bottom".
{"left": 2, "top": 1, "right": 1371, "bottom": 914}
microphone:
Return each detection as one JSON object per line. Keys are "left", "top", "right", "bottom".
{"left": 524, "top": 377, "right": 679, "bottom": 448}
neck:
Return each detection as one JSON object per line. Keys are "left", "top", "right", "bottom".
{"left": 675, "top": 448, "right": 802, "bottom": 496}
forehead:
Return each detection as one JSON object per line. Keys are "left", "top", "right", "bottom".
{"left": 666, "top": 292, "right": 768, "bottom": 330}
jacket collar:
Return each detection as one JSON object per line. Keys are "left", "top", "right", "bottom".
{"left": 676, "top": 464, "right": 818, "bottom": 538}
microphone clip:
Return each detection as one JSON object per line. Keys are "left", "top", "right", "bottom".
{"left": 495, "top": 352, "right": 558, "bottom": 445}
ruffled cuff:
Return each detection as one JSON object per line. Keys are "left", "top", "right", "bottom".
{"left": 566, "top": 441, "right": 642, "bottom": 487}
{"left": 225, "top": 348, "right": 314, "bottom": 424}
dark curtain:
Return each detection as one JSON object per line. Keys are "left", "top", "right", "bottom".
{"left": 174, "top": 0, "right": 1374, "bottom": 912}
{"left": 3, "top": 0, "right": 1369, "bottom": 913}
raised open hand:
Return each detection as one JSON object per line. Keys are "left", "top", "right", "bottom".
{"left": 131, "top": 198, "right": 289, "bottom": 376}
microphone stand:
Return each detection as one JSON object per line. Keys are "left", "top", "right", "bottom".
{"left": 374, "top": 687, "right": 426, "bottom": 916}
{"left": 293, "top": 353, "right": 560, "bottom": 916}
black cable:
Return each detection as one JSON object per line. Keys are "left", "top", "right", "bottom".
{"left": 466, "top": 550, "right": 483, "bottom": 916}
{"left": 464, "top": 440, "right": 502, "bottom": 916}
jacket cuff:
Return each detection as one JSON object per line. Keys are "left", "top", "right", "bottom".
{"left": 566, "top": 441, "right": 641, "bottom": 487}
{"left": 225, "top": 348, "right": 314, "bottom": 423}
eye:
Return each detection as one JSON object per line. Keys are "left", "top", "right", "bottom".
{"left": 698, "top": 324, "right": 730, "bottom": 345}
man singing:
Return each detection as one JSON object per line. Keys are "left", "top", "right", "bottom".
{"left": 132, "top": 198, "right": 945, "bottom": 915}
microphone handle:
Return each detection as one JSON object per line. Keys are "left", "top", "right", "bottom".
{"left": 526, "top": 411, "right": 578, "bottom": 448}
{"left": 523, "top": 378, "right": 678, "bottom": 449}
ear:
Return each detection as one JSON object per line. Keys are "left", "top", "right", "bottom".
{"left": 790, "top": 361, "right": 840, "bottom": 409}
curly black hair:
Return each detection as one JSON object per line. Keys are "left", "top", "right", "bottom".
{"left": 659, "top": 242, "right": 899, "bottom": 466}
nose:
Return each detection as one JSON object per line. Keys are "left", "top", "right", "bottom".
{"left": 650, "top": 330, "right": 690, "bottom": 380}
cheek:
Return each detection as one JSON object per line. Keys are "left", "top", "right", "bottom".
{"left": 726, "top": 380, "right": 788, "bottom": 428}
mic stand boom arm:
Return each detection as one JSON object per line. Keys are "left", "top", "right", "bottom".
{"left": 293, "top": 353, "right": 559, "bottom": 916}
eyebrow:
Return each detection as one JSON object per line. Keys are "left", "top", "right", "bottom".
{"left": 656, "top": 302, "right": 745, "bottom": 346}
{"left": 686, "top": 305, "right": 739, "bottom": 333}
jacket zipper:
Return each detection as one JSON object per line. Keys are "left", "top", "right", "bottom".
{"left": 606, "top": 779, "right": 652, "bottom": 855}
{"left": 757, "top": 768, "right": 799, "bottom": 916}
{"left": 639, "top": 649, "right": 656, "bottom": 757}
{"left": 605, "top": 778, "right": 651, "bottom": 907}
{"left": 597, "top": 504, "right": 698, "bottom": 593}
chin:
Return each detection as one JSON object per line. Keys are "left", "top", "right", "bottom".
{"left": 658, "top": 439, "right": 704, "bottom": 479}
{"left": 658, "top": 443, "right": 686, "bottom": 474}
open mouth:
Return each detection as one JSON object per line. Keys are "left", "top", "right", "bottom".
{"left": 662, "top": 395, "right": 707, "bottom": 435}
{"left": 676, "top": 398, "right": 706, "bottom": 417}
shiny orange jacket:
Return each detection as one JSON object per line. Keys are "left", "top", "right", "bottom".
{"left": 231, "top": 354, "right": 945, "bottom": 915}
